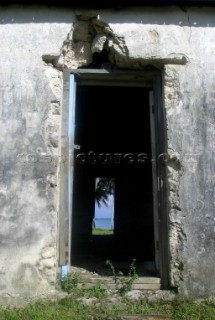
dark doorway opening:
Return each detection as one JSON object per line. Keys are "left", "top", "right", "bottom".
{"left": 71, "top": 84, "right": 157, "bottom": 276}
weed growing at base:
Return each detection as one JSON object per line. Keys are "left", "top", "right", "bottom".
{"left": 3, "top": 269, "right": 213, "bottom": 319}
{"left": 61, "top": 271, "right": 107, "bottom": 299}
{"left": 105, "top": 259, "right": 138, "bottom": 295}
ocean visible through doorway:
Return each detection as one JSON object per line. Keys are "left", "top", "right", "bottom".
{"left": 94, "top": 218, "right": 112, "bottom": 230}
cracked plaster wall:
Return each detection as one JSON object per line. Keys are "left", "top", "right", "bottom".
{"left": 0, "top": 5, "right": 215, "bottom": 303}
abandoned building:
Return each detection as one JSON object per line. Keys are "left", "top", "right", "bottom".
{"left": 0, "top": 0, "right": 215, "bottom": 304}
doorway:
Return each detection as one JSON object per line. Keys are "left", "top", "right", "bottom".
{"left": 70, "top": 78, "right": 159, "bottom": 277}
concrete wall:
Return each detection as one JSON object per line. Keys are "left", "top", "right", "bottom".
{"left": 0, "top": 5, "right": 215, "bottom": 303}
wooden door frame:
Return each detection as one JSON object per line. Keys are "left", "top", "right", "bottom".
{"left": 59, "top": 68, "right": 170, "bottom": 288}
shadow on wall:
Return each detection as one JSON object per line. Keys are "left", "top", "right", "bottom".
{"left": 0, "top": 5, "right": 215, "bottom": 27}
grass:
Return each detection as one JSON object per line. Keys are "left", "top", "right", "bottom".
{"left": 0, "top": 295, "right": 214, "bottom": 319}
{"left": 0, "top": 271, "right": 214, "bottom": 319}
{"left": 92, "top": 228, "right": 114, "bottom": 235}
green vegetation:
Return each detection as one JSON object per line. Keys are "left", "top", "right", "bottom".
{"left": 61, "top": 271, "right": 80, "bottom": 293}
{"left": 1, "top": 269, "right": 214, "bottom": 319}
{"left": 92, "top": 228, "right": 114, "bottom": 235}
{"left": 95, "top": 177, "right": 115, "bottom": 207}
{"left": 106, "top": 259, "right": 138, "bottom": 295}
{"left": 62, "top": 272, "right": 107, "bottom": 300}
{"left": 0, "top": 297, "right": 214, "bottom": 320}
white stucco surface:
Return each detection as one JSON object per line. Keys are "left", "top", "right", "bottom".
{"left": 0, "top": 5, "right": 215, "bottom": 303}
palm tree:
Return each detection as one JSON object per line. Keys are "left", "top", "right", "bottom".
{"left": 95, "top": 177, "right": 115, "bottom": 207}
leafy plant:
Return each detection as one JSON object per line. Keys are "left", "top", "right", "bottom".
{"left": 105, "top": 259, "right": 138, "bottom": 295}
{"left": 61, "top": 272, "right": 107, "bottom": 301}
{"left": 84, "top": 282, "right": 107, "bottom": 299}
{"left": 61, "top": 272, "right": 80, "bottom": 293}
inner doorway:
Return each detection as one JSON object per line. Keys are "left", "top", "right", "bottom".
{"left": 70, "top": 77, "right": 159, "bottom": 277}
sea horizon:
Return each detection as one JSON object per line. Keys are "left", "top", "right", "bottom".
{"left": 94, "top": 218, "right": 113, "bottom": 230}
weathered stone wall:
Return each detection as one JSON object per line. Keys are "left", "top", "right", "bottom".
{"left": 0, "top": 5, "right": 215, "bottom": 303}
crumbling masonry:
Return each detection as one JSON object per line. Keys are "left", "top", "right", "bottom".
{"left": 0, "top": 5, "right": 215, "bottom": 304}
